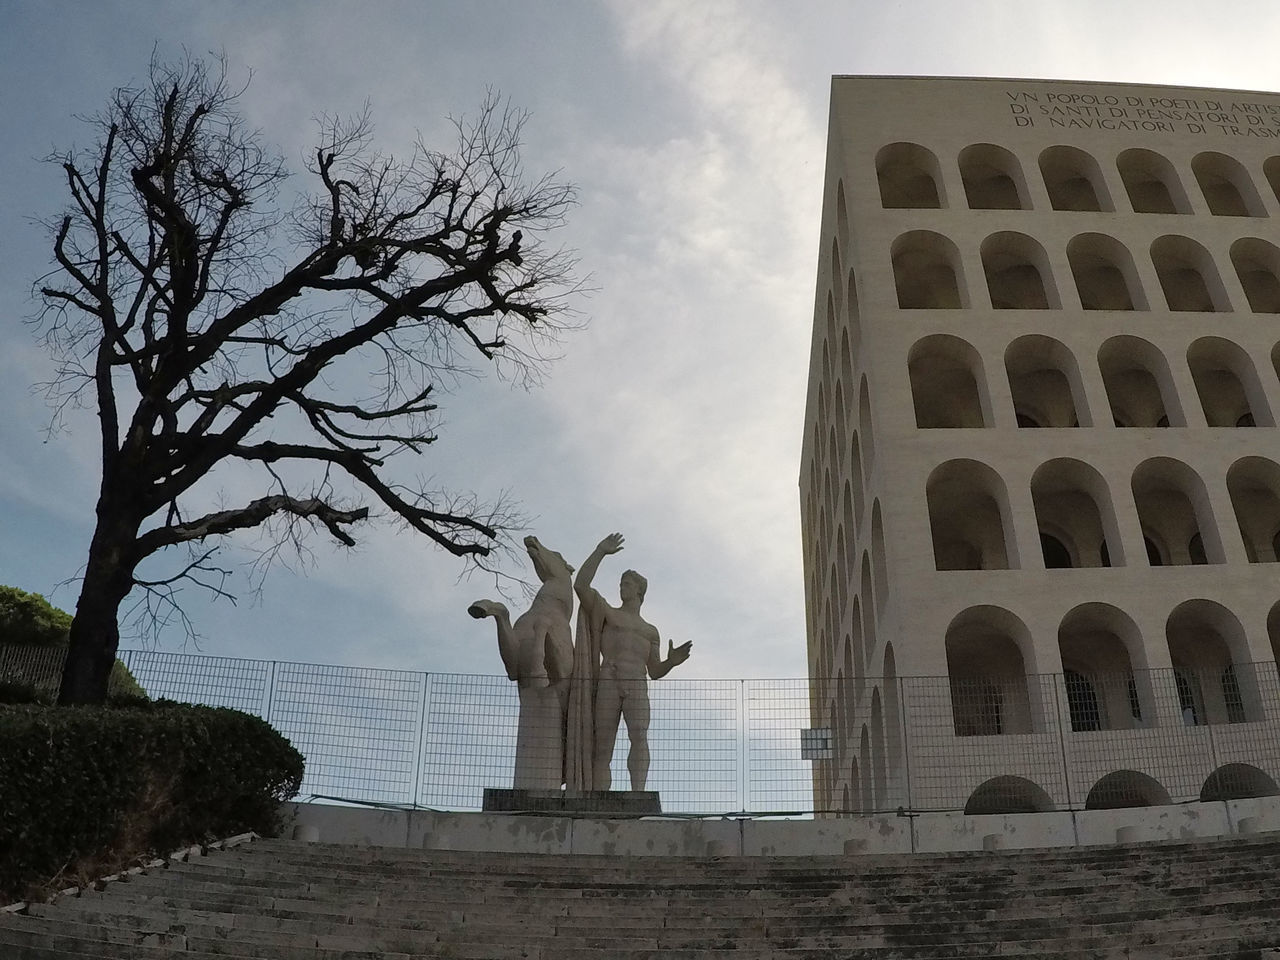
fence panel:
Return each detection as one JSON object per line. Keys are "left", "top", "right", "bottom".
{"left": 8, "top": 646, "right": 1280, "bottom": 818}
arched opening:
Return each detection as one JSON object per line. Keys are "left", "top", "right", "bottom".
{"left": 1200, "top": 764, "right": 1280, "bottom": 801}
{"left": 927, "top": 460, "right": 1017, "bottom": 570}
{"left": 846, "top": 267, "right": 862, "bottom": 345}
{"left": 1266, "top": 157, "right": 1280, "bottom": 207}
{"left": 1192, "top": 151, "right": 1265, "bottom": 217}
{"left": 1151, "top": 235, "right": 1229, "bottom": 312}
{"left": 1187, "top": 337, "right": 1271, "bottom": 427}
{"left": 1228, "top": 458, "right": 1280, "bottom": 563}
{"left": 892, "top": 230, "right": 966, "bottom": 308}
{"left": 849, "top": 434, "right": 864, "bottom": 530}
{"left": 1231, "top": 237, "right": 1280, "bottom": 313}
{"left": 1167, "top": 600, "right": 1256, "bottom": 724}
{"left": 871, "top": 503, "right": 888, "bottom": 615}
{"left": 1031, "top": 459, "right": 1120, "bottom": 569}
{"left": 876, "top": 142, "right": 944, "bottom": 209}
{"left": 859, "top": 726, "right": 873, "bottom": 814}
{"left": 883, "top": 643, "right": 902, "bottom": 785}
{"left": 870, "top": 688, "right": 886, "bottom": 811}
{"left": 1117, "top": 149, "right": 1190, "bottom": 214}
{"left": 964, "top": 775, "right": 1055, "bottom": 815}
{"left": 1058, "top": 603, "right": 1148, "bottom": 731}
{"left": 909, "top": 335, "right": 988, "bottom": 428}
{"left": 1085, "top": 770, "right": 1172, "bottom": 809}
{"left": 946, "top": 606, "right": 1036, "bottom": 735}
{"left": 1132, "top": 458, "right": 1222, "bottom": 566}
{"left": 960, "top": 143, "right": 1029, "bottom": 209}
{"left": 1005, "top": 335, "right": 1088, "bottom": 428}
{"left": 836, "top": 179, "right": 850, "bottom": 250}
{"left": 1098, "top": 336, "right": 1182, "bottom": 427}
{"left": 859, "top": 377, "right": 875, "bottom": 485}
{"left": 1040, "top": 145, "right": 1111, "bottom": 212}
{"left": 982, "top": 231, "right": 1057, "bottom": 309}
{"left": 1068, "top": 233, "right": 1146, "bottom": 310}
{"left": 860, "top": 557, "right": 877, "bottom": 665}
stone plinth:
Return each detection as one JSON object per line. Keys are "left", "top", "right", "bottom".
{"left": 482, "top": 788, "right": 661, "bottom": 816}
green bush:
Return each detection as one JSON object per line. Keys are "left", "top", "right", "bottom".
{"left": 0, "top": 702, "right": 304, "bottom": 901}
{"left": 0, "top": 586, "right": 72, "bottom": 647}
{"left": 0, "top": 585, "right": 147, "bottom": 701}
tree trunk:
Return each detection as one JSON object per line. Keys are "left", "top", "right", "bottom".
{"left": 58, "top": 508, "right": 140, "bottom": 704}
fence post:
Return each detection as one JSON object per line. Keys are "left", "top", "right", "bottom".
{"left": 411, "top": 672, "right": 431, "bottom": 809}
{"left": 899, "top": 676, "right": 913, "bottom": 814}
{"left": 737, "top": 680, "right": 747, "bottom": 814}
{"left": 264, "top": 660, "right": 278, "bottom": 723}
{"left": 1051, "top": 675, "right": 1074, "bottom": 810}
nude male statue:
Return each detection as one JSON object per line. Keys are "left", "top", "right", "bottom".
{"left": 574, "top": 532, "right": 692, "bottom": 792}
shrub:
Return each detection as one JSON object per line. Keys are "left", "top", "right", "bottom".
{"left": 0, "top": 585, "right": 147, "bottom": 700}
{"left": 0, "top": 586, "right": 71, "bottom": 647}
{"left": 0, "top": 702, "right": 304, "bottom": 901}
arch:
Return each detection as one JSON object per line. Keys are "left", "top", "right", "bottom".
{"left": 1132, "top": 458, "right": 1222, "bottom": 566}
{"left": 883, "top": 643, "right": 901, "bottom": 783}
{"left": 849, "top": 433, "right": 865, "bottom": 531}
{"left": 860, "top": 556, "right": 877, "bottom": 664}
{"left": 1228, "top": 457, "right": 1280, "bottom": 563}
{"left": 859, "top": 377, "right": 875, "bottom": 485}
{"left": 876, "top": 142, "right": 944, "bottom": 209}
{"left": 839, "top": 329, "right": 855, "bottom": 408}
{"left": 927, "top": 459, "right": 1017, "bottom": 570}
{"left": 946, "top": 606, "right": 1037, "bottom": 735}
{"left": 1231, "top": 237, "right": 1280, "bottom": 313}
{"left": 840, "top": 782, "right": 850, "bottom": 816}
{"left": 1200, "top": 764, "right": 1280, "bottom": 802}
{"left": 1058, "top": 603, "right": 1148, "bottom": 731}
{"left": 871, "top": 502, "right": 887, "bottom": 616}
{"left": 836, "top": 179, "right": 850, "bottom": 250}
{"left": 1068, "top": 233, "right": 1146, "bottom": 310}
{"left": 850, "top": 597, "right": 865, "bottom": 702}
{"left": 1032, "top": 459, "right": 1120, "bottom": 568}
{"left": 1098, "top": 336, "right": 1183, "bottom": 427}
{"left": 981, "top": 231, "right": 1058, "bottom": 309}
{"left": 1187, "top": 337, "right": 1272, "bottom": 427}
{"left": 841, "top": 482, "right": 856, "bottom": 572}
{"left": 1166, "top": 599, "right": 1256, "bottom": 723}
{"left": 848, "top": 757, "right": 860, "bottom": 815}
{"left": 892, "top": 230, "right": 966, "bottom": 308}
{"left": 846, "top": 267, "right": 862, "bottom": 345}
{"left": 1150, "top": 235, "right": 1230, "bottom": 312}
{"left": 1085, "top": 770, "right": 1171, "bottom": 809}
{"left": 1039, "top": 145, "right": 1111, "bottom": 212}
{"left": 964, "top": 775, "right": 1055, "bottom": 815}
{"left": 1117, "top": 148, "right": 1190, "bottom": 214}
{"left": 959, "top": 143, "right": 1029, "bottom": 210}
{"left": 859, "top": 726, "right": 873, "bottom": 814}
{"left": 909, "top": 335, "right": 989, "bottom": 428}
{"left": 832, "top": 381, "right": 847, "bottom": 463}
{"left": 870, "top": 688, "right": 886, "bottom": 810}
{"left": 1005, "top": 335, "right": 1088, "bottom": 428}
{"left": 1266, "top": 156, "right": 1280, "bottom": 206}
{"left": 1192, "top": 151, "right": 1265, "bottom": 217}
{"left": 830, "top": 238, "right": 843, "bottom": 316}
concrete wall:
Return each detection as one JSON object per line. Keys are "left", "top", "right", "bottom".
{"left": 283, "top": 793, "right": 1280, "bottom": 856}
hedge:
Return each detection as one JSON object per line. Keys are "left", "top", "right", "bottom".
{"left": 0, "top": 701, "right": 304, "bottom": 901}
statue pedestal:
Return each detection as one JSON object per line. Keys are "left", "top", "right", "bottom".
{"left": 482, "top": 788, "right": 661, "bottom": 816}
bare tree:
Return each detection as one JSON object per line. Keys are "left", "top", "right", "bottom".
{"left": 35, "top": 55, "right": 579, "bottom": 703}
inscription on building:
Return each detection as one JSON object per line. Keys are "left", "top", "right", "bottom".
{"left": 1005, "top": 89, "right": 1280, "bottom": 137}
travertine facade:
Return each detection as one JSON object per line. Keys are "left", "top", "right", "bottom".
{"left": 802, "top": 76, "right": 1280, "bottom": 818}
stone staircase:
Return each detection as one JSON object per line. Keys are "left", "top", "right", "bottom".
{"left": 4, "top": 832, "right": 1280, "bottom": 958}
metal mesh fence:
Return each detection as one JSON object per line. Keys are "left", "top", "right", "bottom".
{"left": 8, "top": 644, "right": 1280, "bottom": 817}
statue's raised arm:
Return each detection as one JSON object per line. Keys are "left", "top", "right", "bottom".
{"left": 575, "top": 532, "right": 625, "bottom": 608}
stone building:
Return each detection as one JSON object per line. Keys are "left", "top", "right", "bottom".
{"left": 801, "top": 76, "right": 1280, "bottom": 819}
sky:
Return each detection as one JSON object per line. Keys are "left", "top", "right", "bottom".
{"left": 3, "top": 0, "right": 1280, "bottom": 684}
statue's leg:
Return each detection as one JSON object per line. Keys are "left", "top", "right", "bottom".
{"left": 592, "top": 679, "right": 624, "bottom": 791}
{"left": 466, "top": 600, "right": 519, "bottom": 680}
{"left": 622, "top": 682, "right": 652, "bottom": 792}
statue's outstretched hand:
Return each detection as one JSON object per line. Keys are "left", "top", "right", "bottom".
{"left": 667, "top": 639, "right": 692, "bottom": 666}
{"left": 598, "top": 532, "right": 625, "bottom": 555}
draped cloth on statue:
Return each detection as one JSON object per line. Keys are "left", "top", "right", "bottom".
{"left": 565, "top": 586, "right": 605, "bottom": 790}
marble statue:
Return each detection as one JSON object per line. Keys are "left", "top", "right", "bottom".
{"left": 569, "top": 533, "right": 692, "bottom": 792}
{"left": 468, "top": 535, "right": 575, "bottom": 790}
